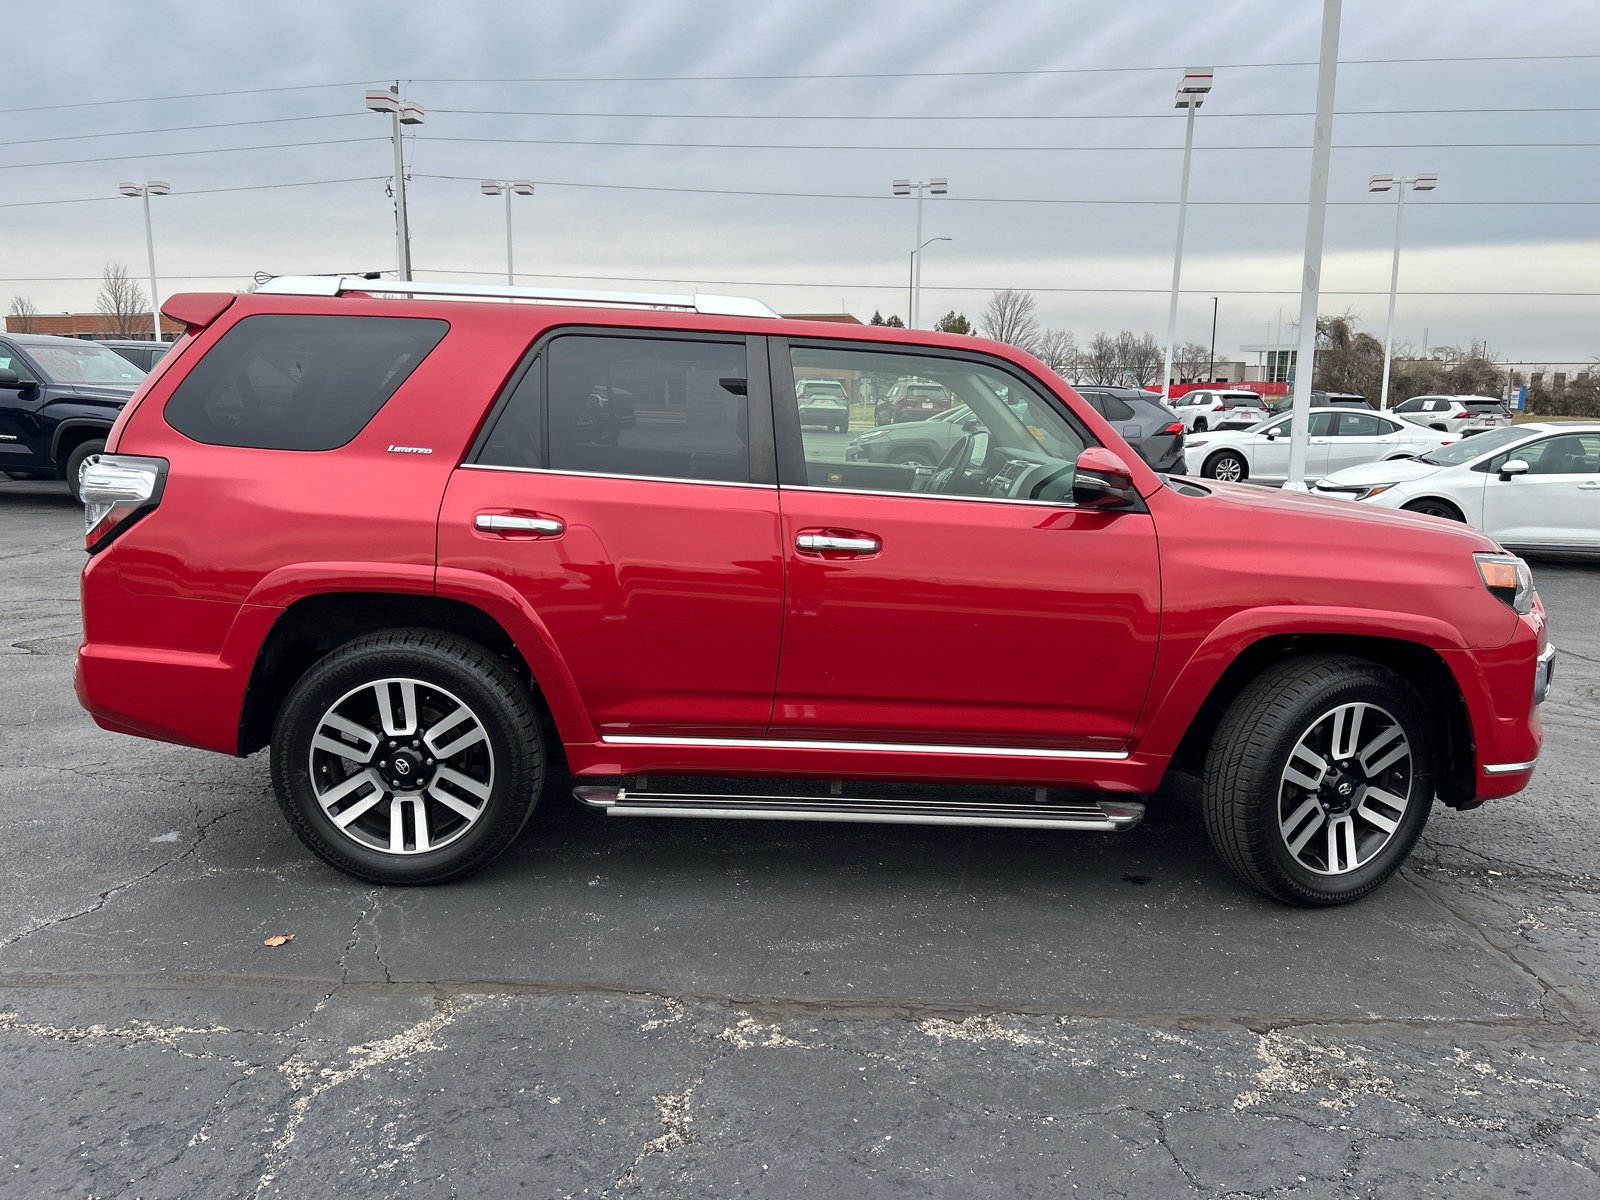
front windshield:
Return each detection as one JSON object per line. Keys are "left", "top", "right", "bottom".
{"left": 1416, "top": 425, "right": 1533, "bottom": 466}
{"left": 25, "top": 342, "right": 146, "bottom": 385}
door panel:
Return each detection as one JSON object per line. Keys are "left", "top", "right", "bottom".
{"left": 1481, "top": 432, "right": 1600, "bottom": 548}
{"left": 439, "top": 470, "right": 785, "bottom": 735}
{"left": 770, "top": 339, "right": 1161, "bottom": 749}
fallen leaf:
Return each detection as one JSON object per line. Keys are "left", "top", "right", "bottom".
{"left": 263, "top": 935, "right": 295, "bottom": 947}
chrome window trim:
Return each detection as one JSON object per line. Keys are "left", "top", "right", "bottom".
{"left": 779, "top": 483, "right": 1104, "bottom": 511}
{"left": 600, "top": 734, "right": 1130, "bottom": 760}
{"left": 1482, "top": 758, "right": 1539, "bottom": 775}
{"left": 457, "top": 462, "right": 777, "bottom": 490}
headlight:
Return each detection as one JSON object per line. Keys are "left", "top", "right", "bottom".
{"left": 1360, "top": 484, "right": 1395, "bottom": 500}
{"left": 1475, "top": 552, "right": 1534, "bottom": 616}
{"left": 1187, "top": 438, "right": 1209, "bottom": 448}
{"left": 857, "top": 429, "right": 888, "bottom": 441}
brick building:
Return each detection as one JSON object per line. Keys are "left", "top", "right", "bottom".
{"left": 3, "top": 312, "right": 181, "bottom": 340}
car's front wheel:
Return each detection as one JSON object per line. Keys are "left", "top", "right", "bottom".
{"left": 1202, "top": 450, "right": 1248, "bottom": 482}
{"left": 1201, "top": 654, "right": 1433, "bottom": 905}
{"left": 270, "top": 629, "right": 545, "bottom": 885}
{"left": 1194, "top": 417, "right": 1209, "bottom": 432}
{"left": 1401, "top": 497, "right": 1466, "bottom": 522}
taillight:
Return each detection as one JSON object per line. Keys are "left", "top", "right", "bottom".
{"left": 1452, "top": 412, "right": 1469, "bottom": 420}
{"left": 1475, "top": 552, "right": 1534, "bottom": 616}
{"left": 1160, "top": 422, "right": 1185, "bottom": 435}
{"left": 82, "top": 454, "right": 168, "bottom": 554}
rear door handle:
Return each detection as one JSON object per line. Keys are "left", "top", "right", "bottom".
{"left": 475, "top": 514, "right": 564, "bottom": 535}
{"left": 796, "top": 533, "right": 880, "bottom": 554}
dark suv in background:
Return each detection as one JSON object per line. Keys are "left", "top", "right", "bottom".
{"left": 0, "top": 333, "right": 147, "bottom": 499}
{"left": 1071, "top": 386, "right": 1186, "bottom": 472}
{"left": 102, "top": 339, "right": 175, "bottom": 373}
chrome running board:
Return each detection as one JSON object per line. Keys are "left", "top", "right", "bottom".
{"left": 573, "top": 786, "right": 1144, "bottom": 832}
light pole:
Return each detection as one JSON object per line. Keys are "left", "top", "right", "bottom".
{"left": 117, "top": 181, "right": 169, "bottom": 341}
{"left": 365, "top": 84, "right": 425, "bottom": 280}
{"left": 1160, "top": 68, "right": 1213, "bottom": 401}
{"left": 480, "top": 180, "right": 536, "bottom": 285}
{"left": 1368, "top": 172, "right": 1437, "bottom": 411}
{"left": 909, "top": 236, "right": 952, "bottom": 328}
{"left": 1207, "top": 296, "right": 1219, "bottom": 382}
{"left": 892, "top": 177, "right": 948, "bottom": 327}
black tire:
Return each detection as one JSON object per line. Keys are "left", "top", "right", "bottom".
{"left": 64, "top": 439, "right": 105, "bottom": 503}
{"left": 1202, "top": 654, "right": 1434, "bottom": 906}
{"left": 1402, "top": 497, "right": 1466, "bottom": 522}
{"left": 1194, "top": 417, "right": 1208, "bottom": 432}
{"left": 270, "top": 628, "right": 545, "bottom": 885}
{"left": 889, "top": 450, "right": 937, "bottom": 468}
{"left": 1202, "top": 450, "right": 1248, "bottom": 482}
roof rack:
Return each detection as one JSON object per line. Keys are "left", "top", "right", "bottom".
{"left": 253, "top": 275, "right": 780, "bottom": 319}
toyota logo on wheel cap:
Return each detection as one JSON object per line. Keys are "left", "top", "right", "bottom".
{"left": 394, "top": 759, "right": 412, "bottom": 775}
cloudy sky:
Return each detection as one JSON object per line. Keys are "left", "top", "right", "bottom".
{"left": 5, "top": 0, "right": 1597, "bottom": 365}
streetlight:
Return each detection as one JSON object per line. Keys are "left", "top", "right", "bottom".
{"left": 118, "top": 181, "right": 170, "bottom": 341}
{"left": 892, "top": 177, "right": 948, "bottom": 327}
{"left": 365, "top": 84, "right": 425, "bottom": 280}
{"left": 1159, "top": 68, "right": 1213, "bottom": 401}
{"left": 1368, "top": 172, "right": 1438, "bottom": 410}
{"left": 480, "top": 180, "right": 536, "bottom": 285}
{"left": 909, "top": 236, "right": 952, "bottom": 328}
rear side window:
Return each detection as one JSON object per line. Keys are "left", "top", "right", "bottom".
{"left": 546, "top": 335, "right": 749, "bottom": 483}
{"left": 164, "top": 314, "right": 447, "bottom": 450}
{"left": 1098, "top": 394, "right": 1135, "bottom": 421}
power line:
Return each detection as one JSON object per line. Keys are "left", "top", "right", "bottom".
{"left": 0, "top": 81, "right": 371, "bottom": 116}
{"left": 415, "top": 133, "right": 1600, "bottom": 153}
{"left": 5, "top": 53, "right": 1594, "bottom": 117}
{"left": 431, "top": 105, "right": 1600, "bottom": 121}
{"left": 409, "top": 172, "right": 1599, "bottom": 207}
{"left": 0, "top": 176, "right": 386, "bottom": 210}
{"left": 0, "top": 136, "right": 387, "bottom": 171}
{"left": 0, "top": 112, "right": 359, "bottom": 149}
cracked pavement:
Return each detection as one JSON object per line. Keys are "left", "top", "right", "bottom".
{"left": 3, "top": 477, "right": 1600, "bottom": 1197}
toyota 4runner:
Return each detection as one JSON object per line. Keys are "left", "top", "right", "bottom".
{"left": 74, "top": 278, "right": 1552, "bottom": 905}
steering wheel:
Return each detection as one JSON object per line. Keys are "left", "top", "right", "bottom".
{"left": 928, "top": 431, "right": 974, "bottom": 494}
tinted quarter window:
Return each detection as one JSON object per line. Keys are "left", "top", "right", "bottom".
{"left": 547, "top": 335, "right": 749, "bottom": 483}
{"left": 476, "top": 356, "right": 541, "bottom": 469}
{"left": 1098, "top": 394, "right": 1135, "bottom": 421}
{"left": 163, "top": 314, "right": 447, "bottom": 451}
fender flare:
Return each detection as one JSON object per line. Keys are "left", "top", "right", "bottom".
{"left": 49, "top": 418, "right": 115, "bottom": 464}
{"left": 1134, "top": 605, "right": 1469, "bottom": 758}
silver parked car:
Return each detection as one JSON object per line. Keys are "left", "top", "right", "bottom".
{"left": 1183, "top": 407, "right": 1454, "bottom": 484}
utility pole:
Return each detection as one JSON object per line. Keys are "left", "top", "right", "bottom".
{"left": 480, "top": 180, "right": 536, "bottom": 285}
{"left": 1284, "top": 0, "right": 1342, "bottom": 491}
{"left": 366, "top": 84, "right": 425, "bottom": 280}
{"left": 1368, "top": 172, "right": 1437, "bottom": 410}
{"left": 893, "top": 178, "right": 947, "bottom": 327}
{"left": 1207, "top": 297, "right": 1219, "bottom": 382}
{"left": 1161, "top": 69, "right": 1213, "bottom": 401}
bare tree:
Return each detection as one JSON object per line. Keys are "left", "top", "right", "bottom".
{"left": 1033, "top": 328, "right": 1078, "bottom": 378}
{"left": 1083, "top": 332, "right": 1120, "bottom": 385}
{"left": 96, "top": 263, "right": 149, "bottom": 337}
{"left": 979, "top": 289, "right": 1040, "bottom": 351}
{"left": 1114, "top": 331, "right": 1163, "bottom": 387}
{"left": 1173, "top": 340, "right": 1212, "bottom": 383}
{"left": 7, "top": 294, "right": 41, "bottom": 333}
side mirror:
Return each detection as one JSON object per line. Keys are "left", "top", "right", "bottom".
{"left": 0, "top": 368, "right": 21, "bottom": 388}
{"left": 1072, "top": 446, "right": 1139, "bottom": 508}
{"left": 1264, "top": 428, "right": 1278, "bottom": 440}
{"left": 1498, "top": 459, "right": 1530, "bottom": 481}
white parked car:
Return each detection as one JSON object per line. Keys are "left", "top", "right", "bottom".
{"left": 1171, "top": 388, "right": 1271, "bottom": 432}
{"left": 1390, "top": 394, "right": 1510, "bottom": 436}
{"left": 1332, "top": 422, "right": 1600, "bottom": 554}
{"left": 1183, "top": 407, "right": 1454, "bottom": 484}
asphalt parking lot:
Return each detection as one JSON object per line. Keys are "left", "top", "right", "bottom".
{"left": 3, "top": 477, "right": 1600, "bottom": 1198}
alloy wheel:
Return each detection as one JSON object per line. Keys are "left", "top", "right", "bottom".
{"left": 1277, "top": 702, "right": 1412, "bottom": 876}
{"left": 308, "top": 677, "right": 495, "bottom": 855}
{"left": 1209, "top": 454, "right": 1245, "bottom": 482}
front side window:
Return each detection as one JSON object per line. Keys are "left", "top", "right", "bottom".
{"left": 1263, "top": 412, "right": 1334, "bottom": 437}
{"left": 792, "top": 345, "right": 1090, "bottom": 503}
{"left": 164, "top": 314, "right": 447, "bottom": 450}
{"left": 546, "top": 335, "right": 749, "bottom": 483}
{"left": 1503, "top": 433, "right": 1600, "bottom": 475}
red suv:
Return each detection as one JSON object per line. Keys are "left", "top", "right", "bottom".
{"left": 75, "top": 278, "right": 1552, "bottom": 905}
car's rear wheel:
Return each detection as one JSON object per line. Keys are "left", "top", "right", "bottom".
{"left": 1401, "top": 497, "right": 1466, "bottom": 522}
{"left": 1202, "top": 450, "right": 1248, "bottom": 482}
{"left": 1201, "top": 654, "right": 1433, "bottom": 906}
{"left": 1194, "top": 417, "right": 1208, "bottom": 432}
{"left": 65, "top": 439, "right": 105, "bottom": 503}
{"left": 270, "top": 629, "right": 545, "bottom": 885}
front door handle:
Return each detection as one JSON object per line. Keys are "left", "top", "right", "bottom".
{"left": 475, "top": 513, "right": 564, "bottom": 535}
{"left": 1578, "top": 481, "right": 1600, "bottom": 490}
{"left": 796, "top": 533, "right": 880, "bottom": 554}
